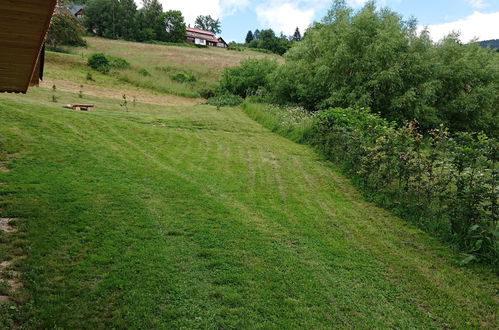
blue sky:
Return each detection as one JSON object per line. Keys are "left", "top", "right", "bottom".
{"left": 139, "top": 0, "right": 499, "bottom": 43}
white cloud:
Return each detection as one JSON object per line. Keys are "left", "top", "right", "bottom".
{"left": 348, "top": 0, "right": 370, "bottom": 7}
{"left": 220, "top": 0, "right": 250, "bottom": 16}
{"left": 421, "top": 11, "right": 499, "bottom": 43}
{"left": 256, "top": 2, "right": 316, "bottom": 35}
{"left": 253, "top": 0, "right": 385, "bottom": 35}
{"left": 467, "top": 0, "right": 487, "bottom": 9}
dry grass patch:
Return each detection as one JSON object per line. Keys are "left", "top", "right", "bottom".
{"left": 0, "top": 219, "right": 16, "bottom": 233}
{"left": 41, "top": 78, "right": 203, "bottom": 106}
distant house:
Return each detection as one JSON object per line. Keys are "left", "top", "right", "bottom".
{"left": 68, "top": 4, "right": 85, "bottom": 19}
{"left": 57, "top": 3, "right": 85, "bottom": 19}
{"left": 185, "top": 27, "right": 228, "bottom": 48}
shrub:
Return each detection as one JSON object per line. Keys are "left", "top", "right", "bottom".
{"left": 138, "top": 68, "right": 150, "bottom": 77}
{"left": 87, "top": 53, "right": 110, "bottom": 74}
{"left": 199, "top": 88, "right": 215, "bottom": 99}
{"left": 171, "top": 72, "right": 196, "bottom": 83}
{"left": 312, "top": 108, "right": 498, "bottom": 264}
{"left": 206, "top": 94, "right": 243, "bottom": 107}
{"left": 109, "top": 56, "right": 130, "bottom": 69}
{"left": 219, "top": 58, "right": 278, "bottom": 98}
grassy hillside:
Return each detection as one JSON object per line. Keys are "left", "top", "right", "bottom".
{"left": 0, "top": 38, "right": 497, "bottom": 328}
{"left": 0, "top": 85, "right": 497, "bottom": 328}
{"left": 47, "top": 37, "right": 281, "bottom": 98}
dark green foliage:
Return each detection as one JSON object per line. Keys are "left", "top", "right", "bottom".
{"left": 199, "top": 87, "right": 215, "bottom": 99}
{"left": 245, "top": 30, "right": 254, "bottom": 44}
{"left": 171, "top": 72, "right": 196, "bottom": 83}
{"left": 108, "top": 56, "right": 130, "bottom": 69}
{"left": 219, "top": 58, "right": 278, "bottom": 98}
{"left": 430, "top": 35, "right": 498, "bottom": 135}
{"left": 206, "top": 94, "right": 243, "bottom": 107}
{"left": 88, "top": 53, "right": 130, "bottom": 73}
{"left": 87, "top": 53, "right": 110, "bottom": 73}
{"left": 247, "top": 29, "right": 291, "bottom": 55}
{"left": 135, "top": 0, "right": 163, "bottom": 41}
{"left": 194, "top": 15, "right": 221, "bottom": 34}
{"left": 85, "top": 0, "right": 188, "bottom": 43}
{"left": 292, "top": 27, "right": 302, "bottom": 41}
{"left": 85, "top": 0, "right": 138, "bottom": 40}
{"left": 270, "top": 1, "right": 499, "bottom": 135}
{"left": 138, "top": 68, "right": 150, "bottom": 76}
{"left": 311, "top": 108, "right": 498, "bottom": 263}
{"left": 46, "top": 12, "right": 87, "bottom": 48}
{"left": 155, "top": 10, "right": 186, "bottom": 43}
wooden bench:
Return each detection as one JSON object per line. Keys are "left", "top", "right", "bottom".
{"left": 63, "top": 104, "right": 94, "bottom": 111}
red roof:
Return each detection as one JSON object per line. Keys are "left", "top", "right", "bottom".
{"left": 186, "top": 27, "right": 215, "bottom": 37}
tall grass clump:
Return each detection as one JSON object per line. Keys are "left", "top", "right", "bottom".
{"left": 117, "top": 69, "right": 201, "bottom": 98}
{"left": 108, "top": 56, "right": 130, "bottom": 69}
{"left": 206, "top": 94, "right": 243, "bottom": 107}
{"left": 242, "top": 102, "right": 317, "bottom": 143}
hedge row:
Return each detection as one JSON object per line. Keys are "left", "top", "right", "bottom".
{"left": 243, "top": 102, "right": 497, "bottom": 265}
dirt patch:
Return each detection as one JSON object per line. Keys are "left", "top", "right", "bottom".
{"left": 41, "top": 78, "right": 204, "bottom": 107}
{"left": 0, "top": 218, "right": 16, "bottom": 233}
{"left": 0, "top": 295, "right": 10, "bottom": 303}
{"left": 0, "top": 260, "right": 12, "bottom": 269}
{"left": 0, "top": 167, "right": 9, "bottom": 173}
{"left": 6, "top": 279, "right": 22, "bottom": 292}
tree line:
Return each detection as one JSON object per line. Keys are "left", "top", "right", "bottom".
{"left": 84, "top": 0, "right": 221, "bottom": 43}
{"left": 51, "top": 0, "right": 305, "bottom": 55}
{"left": 52, "top": 0, "right": 223, "bottom": 44}
{"left": 231, "top": 27, "right": 302, "bottom": 55}
{"left": 221, "top": 0, "right": 498, "bottom": 135}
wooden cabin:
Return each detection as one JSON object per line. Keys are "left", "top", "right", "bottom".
{"left": 0, "top": 0, "right": 57, "bottom": 93}
{"left": 58, "top": 3, "right": 85, "bottom": 19}
{"left": 186, "top": 27, "right": 228, "bottom": 48}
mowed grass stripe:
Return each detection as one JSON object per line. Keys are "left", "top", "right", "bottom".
{"left": 0, "top": 94, "right": 497, "bottom": 328}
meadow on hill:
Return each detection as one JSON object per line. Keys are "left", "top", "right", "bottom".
{"left": 46, "top": 36, "right": 282, "bottom": 99}
{"left": 0, "top": 35, "right": 497, "bottom": 328}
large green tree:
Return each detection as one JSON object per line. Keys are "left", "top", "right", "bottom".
{"left": 292, "top": 27, "right": 302, "bottom": 41}
{"left": 47, "top": 11, "right": 87, "bottom": 48}
{"left": 156, "top": 10, "right": 186, "bottom": 43}
{"left": 245, "top": 30, "right": 254, "bottom": 44}
{"left": 135, "top": 0, "right": 163, "bottom": 41}
{"left": 269, "top": 0, "right": 498, "bottom": 134}
{"left": 194, "top": 15, "right": 221, "bottom": 34}
{"left": 85, "top": 0, "right": 137, "bottom": 40}
{"left": 247, "top": 29, "right": 291, "bottom": 55}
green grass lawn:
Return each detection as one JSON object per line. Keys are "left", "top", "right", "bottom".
{"left": 0, "top": 88, "right": 497, "bottom": 328}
